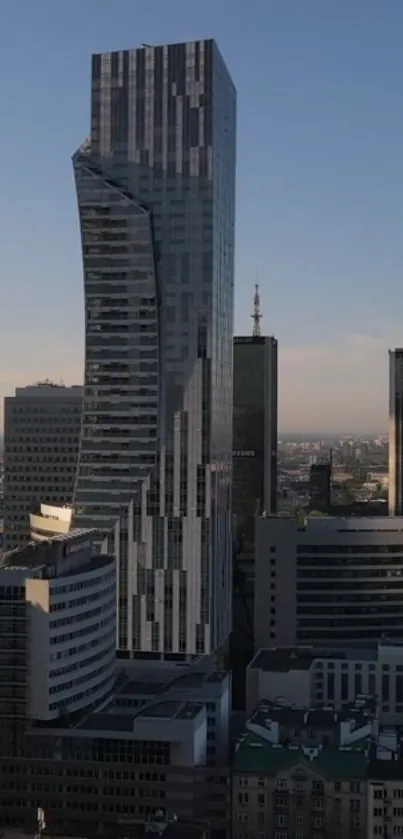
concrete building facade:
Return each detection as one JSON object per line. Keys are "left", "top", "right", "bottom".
{"left": 255, "top": 516, "right": 403, "bottom": 651}
{"left": 0, "top": 530, "right": 116, "bottom": 724}
{"left": 247, "top": 645, "right": 403, "bottom": 723}
{"left": 3, "top": 384, "right": 82, "bottom": 551}
{"left": 73, "top": 40, "right": 236, "bottom": 657}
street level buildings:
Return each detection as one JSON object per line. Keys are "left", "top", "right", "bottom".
{"left": 3, "top": 384, "right": 82, "bottom": 551}
{"left": 73, "top": 40, "right": 236, "bottom": 657}
{"left": 389, "top": 348, "right": 403, "bottom": 515}
{"left": 255, "top": 516, "right": 403, "bottom": 650}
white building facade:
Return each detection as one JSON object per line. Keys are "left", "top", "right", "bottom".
{"left": 0, "top": 530, "right": 116, "bottom": 722}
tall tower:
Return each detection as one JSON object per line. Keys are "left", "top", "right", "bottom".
{"left": 231, "top": 309, "right": 278, "bottom": 706}
{"left": 389, "top": 349, "right": 403, "bottom": 515}
{"left": 73, "top": 41, "right": 236, "bottom": 657}
{"left": 251, "top": 284, "right": 262, "bottom": 338}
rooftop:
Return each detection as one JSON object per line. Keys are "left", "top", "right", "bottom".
{"left": 250, "top": 646, "right": 379, "bottom": 672}
{"left": 233, "top": 731, "right": 369, "bottom": 778}
{"left": 76, "top": 700, "right": 204, "bottom": 733}
{"left": 249, "top": 699, "right": 375, "bottom": 731}
{"left": 117, "top": 669, "right": 228, "bottom": 698}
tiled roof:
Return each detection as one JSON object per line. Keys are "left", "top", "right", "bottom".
{"left": 233, "top": 732, "right": 368, "bottom": 778}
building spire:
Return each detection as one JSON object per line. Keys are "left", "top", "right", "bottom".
{"left": 251, "top": 283, "right": 262, "bottom": 337}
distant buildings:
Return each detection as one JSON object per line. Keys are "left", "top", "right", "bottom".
{"left": 3, "top": 383, "right": 82, "bottom": 551}
{"left": 73, "top": 40, "right": 236, "bottom": 658}
{"left": 254, "top": 515, "right": 403, "bottom": 650}
{"left": 389, "top": 348, "right": 403, "bottom": 515}
{"left": 309, "top": 462, "right": 331, "bottom": 513}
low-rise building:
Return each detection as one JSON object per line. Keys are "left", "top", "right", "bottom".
{"left": 247, "top": 645, "right": 403, "bottom": 723}
{"left": 232, "top": 700, "right": 374, "bottom": 839}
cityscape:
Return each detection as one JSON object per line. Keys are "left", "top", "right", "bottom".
{"left": 1, "top": 5, "right": 403, "bottom": 839}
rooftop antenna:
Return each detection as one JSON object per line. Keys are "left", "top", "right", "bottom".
{"left": 251, "top": 283, "right": 262, "bottom": 337}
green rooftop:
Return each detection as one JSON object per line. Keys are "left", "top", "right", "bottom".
{"left": 233, "top": 733, "right": 368, "bottom": 779}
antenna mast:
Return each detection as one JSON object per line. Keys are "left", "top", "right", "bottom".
{"left": 251, "top": 283, "right": 262, "bottom": 337}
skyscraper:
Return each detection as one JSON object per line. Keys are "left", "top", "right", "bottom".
{"left": 309, "top": 462, "right": 332, "bottom": 513}
{"left": 233, "top": 335, "right": 278, "bottom": 532}
{"left": 3, "top": 383, "right": 82, "bottom": 551}
{"left": 389, "top": 349, "right": 403, "bottom": 515}
{"left": 231, "top": 333, "right": 277, "bottom": 706}
{"left": 73, "top": 41, "right": 236, "bottom": 657}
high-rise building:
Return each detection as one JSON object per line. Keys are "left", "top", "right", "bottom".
{"left": 73, "top": 41, "right": 236, "bottom": 657}
{"left": 3, "top": 383, "right": 82, "bottom": 551}
{"left": 231, "top": 333, "right": 277, "bottom": 707}
{"left": 254, "top": 515, "right": 403, "bottom": 650}
{"left": 233, "top": 335, "right": 278, "bottom": 530}
{"left": 389, "top": 349, "right": 403, "bottom": 515}
{"left": 309, "top": 462, "right": 331, "bottom": 513}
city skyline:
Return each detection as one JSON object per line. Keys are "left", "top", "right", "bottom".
{"left": 1, "top": 0, "right": 403, "bottom": 433}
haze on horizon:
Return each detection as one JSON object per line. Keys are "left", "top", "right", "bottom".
{"left": 0, "top": 0, "right": 402, "bottom": 435}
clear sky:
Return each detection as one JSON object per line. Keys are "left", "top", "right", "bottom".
{"left": 0, "top": 0, "right": 402, "bottom": 433}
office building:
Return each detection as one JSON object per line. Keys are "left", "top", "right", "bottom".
{"left": 73, "top": 40, "right": 236, "bottom": 657}
{"left": 232, "top": 699, "right": 373, "bottom": 839}
{"left": 309, "top": 462, "right": 331, "bottom": 513}
{"left": 254, "top": 516, "right": 403, "bottom": 650}
{"left": 0, "top": 535, "right": 230, "bottom": 837}
{"left": 389, "top": 349, "right": 403, "bottom": 515}
{"left": 233, "top": 334, "right": 278, "bottom": 526}
{"left": 246, "top": 644, "right": 403, "bottom": 722}
{"left": 0, "top": 529, "right": 116, "bottom": 730}
{"left": 231, "top": 333, "right": 277, "bottom": 706}
{"left": 3, "top": 383, "right": 82, "bottom": 551}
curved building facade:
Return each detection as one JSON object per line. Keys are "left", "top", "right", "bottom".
{"left": 30, "top": 503, "right": 73, "bottom": 542}
{"left": 73, "top": 41, "right": 236, "bottom": 657}
{"left": 0, "top": 531, "right": 116, "bottom": 722}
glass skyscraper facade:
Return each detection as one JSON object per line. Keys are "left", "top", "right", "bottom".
{"left": 231, "top": 335, "right": 277, "bottom": 706}
{"left": 73, "top": 40, "right": 236, "bottom": 657}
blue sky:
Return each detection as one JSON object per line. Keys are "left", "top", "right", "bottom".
{"left": 0, "top": 0, "right": 402, "bottom": 432}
